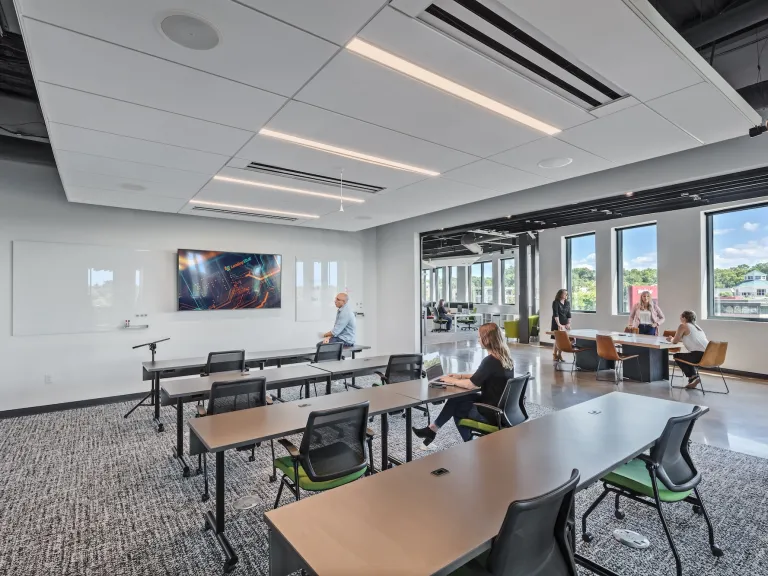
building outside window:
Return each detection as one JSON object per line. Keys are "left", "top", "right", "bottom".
{"left": 471, "top": 263, "right": 481, "bottom": 303}
{"left": 566, "top": 233, "right": 596, "bottom": 312}
{"left": 501, "top": 258, "right": 515, "bottom": 304}
{"left": 617, "top": 224, "right": 658, "bottom": 313}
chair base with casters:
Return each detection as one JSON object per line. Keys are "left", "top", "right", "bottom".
{"left": 670, "top": 363, "right": 730, "bottom": 395}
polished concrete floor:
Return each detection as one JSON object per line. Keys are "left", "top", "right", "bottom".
{"left": 427, "top": 338, "right": 768, "bottom": 459}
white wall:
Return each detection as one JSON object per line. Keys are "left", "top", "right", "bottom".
{"left": 0, "top": 156, "right": 377, "bottom": 410}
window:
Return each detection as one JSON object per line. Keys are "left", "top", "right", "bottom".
{"left": 422, "top": 269, "right": 431, "bottom": 303}
{"left": 435, "top": 268, "right": 444, "bottom": 301}
{"left": 708, "top": 203, "right": 768, "bottom": 320}
{"left": 617, "top": 224, "right": 658, "bottom": 313}
{"left": 481, "top": 262, "right": 493, "bottom": 303}
{"left": 566, "top": 233, "right": 596, "bottom": 312}
{"left": 471, "top": 263, "right": 482, "bottom": 303}
{"left": 501, "top": 258, "right": 515, "bottom": 304}
{"left": 449, "top": 266, "right": 458, "bottom": 301}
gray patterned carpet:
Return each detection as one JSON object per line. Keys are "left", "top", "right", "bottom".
{"left": 0, "top": 376, "right": 766, "bottom": 576}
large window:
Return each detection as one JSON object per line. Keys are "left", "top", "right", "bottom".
{"left": 449, "top": 266, "right": 458, "bottom": 301}
{"left": 435, "top": 267, "right": 444, "bottom": 301}
{"left": 482, "top": 262, "right": 494, "bottom": 303}
{"left": 422, "top": 269, "right": 431, "bottom": 303}
{"left": 471, "top": 263, "right": 482, "bottom": 303}
{"left": 708, "top": 203, "right": 768, "bottom": 320}
{"left": 501, "top": 258, "right": 515, "bottom": 304}
{"left": 566, "top": 233, "right": 596, "bottom": 312}
{"left": 617, "top": 224, "right": 658, "bottom": 313}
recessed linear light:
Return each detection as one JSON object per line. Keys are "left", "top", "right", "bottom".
{"left": 189, "top": 200, "right": 320, "bottom": 219}
{"left": 212, "top": 175, "right": 364, "bottom": 203}
{"left": 259, "top": 128, "right": 440, "bottom": 176}
{"left": 346, "top": 38, "right": 560, "bottom": 136}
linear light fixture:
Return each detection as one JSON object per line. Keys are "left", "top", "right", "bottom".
{"left": 346, "top": 38, "right": 561, "bottom": 135}
{"left": 259, "top": 128, "right": 440, "bottom": 176}
{"left": 189, "top": 200, "right": 320, "bottom": 219}
{"left": 212, "top": 175, "right": 364, "bottom": 203}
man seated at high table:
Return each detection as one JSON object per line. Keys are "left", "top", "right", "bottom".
{"left": 322, "top": 292, "right": 356, "bottom": 347}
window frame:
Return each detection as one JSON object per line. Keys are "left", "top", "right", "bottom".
{"left": 565, "top": 232, "right": 596, "bottom": 313}
{"left": 615, "top": 223, "right": 658, "bottom": 315}
{"left": 501, "top": 257, "right": 515, "bottom": 305}
{"left": 481, "top": 261, "right": 493, "bottom": 304}
{"left": 707, "top": 202, "right": 768, "bottom": 322}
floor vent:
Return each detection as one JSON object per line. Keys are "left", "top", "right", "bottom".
{"left": 421, "top": 0, "right": 622, "bottom": 108}
{"left": 244, "top": 162, "right": 384, "bottom": 194}
{"left": 191, "top": 206, "right": 299, "bottom": 222}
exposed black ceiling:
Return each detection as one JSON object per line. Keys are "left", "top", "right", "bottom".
{"left": 421, "top": 166, "right": 768, "bottom": 259}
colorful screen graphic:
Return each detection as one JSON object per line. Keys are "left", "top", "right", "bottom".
{"left": 178, "top": 250, "right": 281, "bottom": 311}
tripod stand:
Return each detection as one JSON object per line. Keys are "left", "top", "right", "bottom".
{"left": 125, "top": 338, "right": 170, "bottom": 432}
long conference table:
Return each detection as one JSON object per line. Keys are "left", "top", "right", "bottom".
{"left": 160, "top": 355, "right": 391, "bottom": 477}
{"left": 188, "top": 378, "right": 478, "bottom": 573}
{"left": 265, "top": 392, "right": 707, "bottom": 576}
{"left": 140, "top": 344, "right": 370, "bottom": 431}
{"left": 549, "top": 329, "right": 682, "bottom": 381}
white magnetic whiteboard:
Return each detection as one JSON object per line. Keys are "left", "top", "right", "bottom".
{"left": 12, "top": 240, "right": 173, "bottom": 335}
{"left": 295, "top": 258, "right": 361, "bottom": 322}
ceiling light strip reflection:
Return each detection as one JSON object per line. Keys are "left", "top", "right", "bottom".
{"left": 189, "top": 200, "right": 320, "bottom": 219}
{"left": 212, "top": 175, "right": 364, "bottom": 203}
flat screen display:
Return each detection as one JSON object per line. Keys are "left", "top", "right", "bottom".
{"left": 178, "top": 250, "right": 281, "bottom": 311}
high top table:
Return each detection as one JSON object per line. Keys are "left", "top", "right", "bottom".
{"left": 137, "top": 344, "right": 370, "bottom": 431}
{"left": 265, "top": 392, "right": 707, "bottom": 576}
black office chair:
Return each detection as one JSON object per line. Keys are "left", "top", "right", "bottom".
{"left": 273, "top": 402, "right": 374, "bottom": 508}
{"left": 374, "top": 354, "right": 430, "bottom": 423}
{"left": 458, "top": 372, "right": 527, "bottom": 439}
{"left": 201, "top": 350, "right": 247, "bottom": 376}
{"left": 581, "top": 406, "right": 722, "bottom": 576}
{"left": 449, "top": 469, "right": 580, "bottom": 576}
{"left": 198, "top": 377, "right": 269, "bottom": 502}
{"left": 301, "top": 342, "right": 344, "bottom": 398}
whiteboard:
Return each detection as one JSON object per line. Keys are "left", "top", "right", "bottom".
{"left": 295, "top": 258, "right": 361, "bottom": 322}
{"left": 12, "top": 240, "right": 173, "bottom": 336}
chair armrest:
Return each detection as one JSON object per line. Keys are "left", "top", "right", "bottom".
{"left": 473, "top": 403, "right": 502, "bottom": 414}
{"left": 266, "top": 395, "right": 274, "bottom": 405}
{"left": 635, "top": 453, "right": 656, "bottom": 467}
{"left": 373, "top": 371, "right": 388, "bottom": 385}
{"left": 196, "top": 405, "right": 207, "bottom": 417}
{"left": 366, "top": 427, "right": 375, "bottom": 438}
{"left": 277, "top": 438, "right": 300, "bottom": 458}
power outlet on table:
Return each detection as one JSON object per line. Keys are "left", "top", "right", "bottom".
{"left": 44, "top": 374, "right": 53, "bottom": 385}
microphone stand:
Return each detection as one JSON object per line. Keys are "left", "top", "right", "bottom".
{"left": 124, "top": 338, "right": 171, "bottom": 433}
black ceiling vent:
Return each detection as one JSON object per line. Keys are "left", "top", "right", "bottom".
{"left": 244, "top": 162, "right": 384, "bottom": 194}
{"left": 191, "top": 206, "right": 299, "bottom": 222}
{"left": 421, "top": 0, "right": 622, "bottom": 109}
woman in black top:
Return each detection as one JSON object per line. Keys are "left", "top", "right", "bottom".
{"left": 412, "top": 323, "right": 514, "bottom": 445}
{"left": 551, "top": 289, "right": 571, "bottom": 362}
{"left": 436, "top": 298, "right": 452, "bottom": 331}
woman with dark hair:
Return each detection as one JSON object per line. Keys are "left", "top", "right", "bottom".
{"left": 666, "top": 310, "right": 709, "bottom": 389}
{"left": 551, "top": 289, "right": 571, "bottom": 362}
{"left": 412, "top": 323, "right": 514, "bottom": 445}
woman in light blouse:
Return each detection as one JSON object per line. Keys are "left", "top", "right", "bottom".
{"left": 628, "top": 291, "right": 665, "bottom": 336}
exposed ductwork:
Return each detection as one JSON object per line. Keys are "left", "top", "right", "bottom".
{"left": 681, "top": 0, "right": 768, "bottom": 50}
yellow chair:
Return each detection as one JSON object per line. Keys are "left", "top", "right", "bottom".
{"left": 504, "top": 320, "right": 520, "bottom": 341}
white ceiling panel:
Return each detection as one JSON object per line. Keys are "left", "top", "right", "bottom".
{"left": 358, "top": 7, "right": 594, "bottom": 130}
{"left": 19, "top": 0, "right": 337, "bottom": 97}
{"left": 66, "top": 186, "right": 188, "bottom": 213}
{"left": 442, "top": 160, "right": 550, "bottom": 193}
{"left": 38, "top": 83, "right": 253, "bottom": 155}
{"left": 557, "top": 104, "right": 700, "bottom": 165}
{"left": 59, "top": 169, "right": 202, "bottom": 200}
{"left": 489, "top": 137, "right": 614, "bottom": 180}
{"left": 498, "top": 0, "right": 703, "bottom": 102}
{"left": 55, "top": 150, "right": 212, "bottom": 190}
{"left": 647, "top": 83, "right": 752, "bottom": 145}
{"left": 237, "top": 0, "right": 388, "bottom": 45}
{"left": 296, "top": 50, "right": 544, "bottom": 156}
{"left": 48, "top": 124, "right": 229, "bottom": 174}
{"left": 22, "top": 18, "right": 286, "bottom": 131}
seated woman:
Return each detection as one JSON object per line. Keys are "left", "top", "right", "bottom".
{"left": 628, "top": 290, "right": 665, "bottom": 335}
{"left": 436, "top": 298, "right": 453, "bottom": 331}
{"left": 666, "top": 310, "right": 709, "bottom": 389}
{"left": 412, "top": 323, "right": 514, "bottom": 445}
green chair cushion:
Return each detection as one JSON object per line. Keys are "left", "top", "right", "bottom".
{"left": 274, "top": 456, "right": 366, "bottom": 491}
{"left": 504, "top": 320, "right": 519, "bottom": 339}
{"left": 604, "top": 458, "right": 692, "bottom": 502}
{"left": 458, "top": 418, "right": 499, "bottom": 435}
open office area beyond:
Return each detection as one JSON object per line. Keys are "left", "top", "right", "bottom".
{"left": 2, "top": 1, "right": 768, "bottom": 575}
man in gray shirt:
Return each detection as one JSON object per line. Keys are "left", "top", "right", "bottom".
{"left": 322, "top": 293, "right": 356, "bottom": 346}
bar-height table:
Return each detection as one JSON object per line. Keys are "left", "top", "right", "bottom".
{"left": 265, "top": 392, "right": 707, "bottom": 576}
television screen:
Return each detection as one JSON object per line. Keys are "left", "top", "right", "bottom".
{"left": 178, "top": 250, "right": 281, "bottom": 311}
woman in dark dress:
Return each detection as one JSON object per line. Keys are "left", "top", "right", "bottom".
{"left": 551, "top": 289, "right": 571, "bottom": 362}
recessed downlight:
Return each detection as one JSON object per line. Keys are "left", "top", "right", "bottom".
{"left": 160, "top": 14, "right": 219, "bottom": 51}
{"left": 189, "top": 200, "right": 319, "bottom": 219}
{"left": 212, "top": 175, "right": 364, "bottom": 203}
{"left": 537, "top": 157, "right": 573, "bottom": 169}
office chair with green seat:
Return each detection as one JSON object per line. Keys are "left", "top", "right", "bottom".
{"left": 273, "top": 402, "right": 374, "bottom": 508}
{"left": 458, "top": 372, "right": 528, "bottom": 439}
{"left": 450, "top": 469, "right": 580, "bottom": 576}
{"left": 302, "top": 342, "right": 343, "bottom": 398}
{"left": 202, "top": 350, "right": 246, "bottom": 375}
{"left": 457, "top": 308, "right": 478, "bottom": 330}
{"left": 581, "top": 406, "right": 722, "bottom": 576}
{"left": 374, "top": 354, "right": 430, "bottom": 423}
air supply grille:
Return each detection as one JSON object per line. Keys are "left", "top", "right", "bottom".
{"left": 192, "top": 206, "right": 298, "bottom": 222}
{"left": 245, "top": 162, "right": 384, "bottom": 194}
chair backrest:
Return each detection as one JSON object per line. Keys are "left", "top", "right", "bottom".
{"left": 204, "top": 350, "right": 246, "bottom": 375}
{"left": 385, "top": 354, "right": 423, "bottom": 383}
{"left": 663, "top": 330, "right": 676, "bottom": 338}
{"left": 486, "top": 469, "right": 579, "bottom": 576}
{"left": 649, "top": 406, "right": 703, "bottom": 492}
{"left": 314, "top": 342, "right": 343, "bottom": 363}
{"left": 206, "top": 377, "right": 267, "bottom": 415}
{"left": 698, "top": 341, "right": 722, "bottom": 367}
{"left": 299, "top": 401, "right": 370, "bottom": 483}
{"left": 713, "top": 341, "right": 728, "bottom": 367}
{"left": 595, "top": 335, "right": 621, "bottom": 361}
{"left": 504, "top": 320, "right": 519, "bottom": 339}
{"left": 499, "top": 373, "right": 530, "bottom": 428}
{"left": 624, "top": 326, "right": 639, "bottom": 334}
{"left": 425, "top": 363, "right": 444, "bottom": 381}
{"left": 554, "top": 330, "right": 576, "bottom": 353}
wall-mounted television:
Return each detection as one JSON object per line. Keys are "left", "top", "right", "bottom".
{"left": 178, "top": 249, "right": 282, "bottom": 311}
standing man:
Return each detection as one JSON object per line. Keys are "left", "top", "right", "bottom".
{"left": 322, "top": 292, "right": 356, "bottom": 346}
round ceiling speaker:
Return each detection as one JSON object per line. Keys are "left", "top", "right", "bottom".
{"left": 537, "top": 157, "right": 573, "bottom": 169}
{"left": 160, "top": 14, "right": 219, "bottom": 51}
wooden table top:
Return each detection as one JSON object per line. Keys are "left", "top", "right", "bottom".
{"left": 546, "top": 329, "right": 682, "bottom": 350}
{"left": 310, "top": 355, "right": 392, "bottom": 376}
{"left": 264, "top": 392, "right": 706, "bottom": 576}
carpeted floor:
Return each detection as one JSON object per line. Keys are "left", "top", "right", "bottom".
{"left": 0, "top": 376, "right": 766, "bottom": 576}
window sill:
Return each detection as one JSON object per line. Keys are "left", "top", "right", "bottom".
{"left": 704, "top": 316, "right": 768, "bottom": 323}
